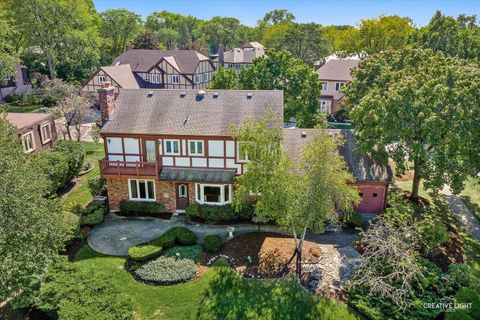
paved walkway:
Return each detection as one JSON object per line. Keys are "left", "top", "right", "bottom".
{"left": 441, "top": 187, "right": 480, "bottom": 242}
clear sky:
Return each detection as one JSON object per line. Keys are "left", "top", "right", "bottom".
{"left": 93, "top": 0, "right": 479, "bottom": 27}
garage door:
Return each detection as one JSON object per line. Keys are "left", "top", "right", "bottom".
{"left": 355, "top": 187, "right": 385, "bottom": 214}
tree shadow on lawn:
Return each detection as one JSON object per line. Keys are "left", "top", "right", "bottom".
{"left": 460, "top": 195, "right": 480, "bottom": 222}
{"left": 195, "top": 267, "right": 361, "bottom": 320}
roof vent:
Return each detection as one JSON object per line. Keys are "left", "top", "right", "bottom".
{"left": 147, "top": 91, "right": 154, "bottom": 97}
{"left": 183, "top": 114, "right": 189, "bottom": 126}
{"left": 213, "top": 92, "right": 219, "bottom": 98}
{"left": 246, "top": 93, "right": 253, "bottom": 99}
{"left": 196, "top": 90, "right": 206, "bottom": 101}
{"left": 115, "top": 61, "right": 121, "bottom": 66}
{"left": 180, "top": 91, "right": 186, "bottom": 97}
{"left": 301, "top": 131, "right": 307, "bottom": 138}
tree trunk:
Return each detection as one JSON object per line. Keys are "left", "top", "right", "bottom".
{"left": 411, "top": 160, "right": 421, "bottom": 201}
{"left": 293, "top": 227, "right": 307, "bottom": 278}
{"left": 47, "top": 52, "right": 55, "bottom": 80}
{"left": 64, "top": 122, "right": 72, "bottom": 140}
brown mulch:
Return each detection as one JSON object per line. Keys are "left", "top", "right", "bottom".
{"left": 200, "top": 232, "right": 320, "bottom": 278}
{"left": 428, "top": 224, "right": 464, "bottom": 271}
{"left": 61, "top": 237, "right": 87, "bottom": 261}
{"left": 0, "top": 303, "right": 51, "bottom": 320}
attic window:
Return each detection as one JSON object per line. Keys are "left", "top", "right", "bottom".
{"left": 147, "top": 91, "right": 154, "bottom": 97}
{"left": 246, "top": 93, "right": 253, "bottom": 99}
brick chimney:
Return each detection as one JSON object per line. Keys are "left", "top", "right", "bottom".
{"left": 218, "top": 44, "right": 224, "bottom": 67}
{"left": 96, "top": 82, "right": 115, "bottom": 125}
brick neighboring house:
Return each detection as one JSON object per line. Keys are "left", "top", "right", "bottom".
{"left": 81, "top": 50, "right": 215, "bottom": 97}
{"left": 0, "top": 65, "right": 32, "bottom": 102}
{"left": 316, "top": 59, "right": 359, "bottom": 115}
{"left": 98, "top": 85, "right": 391, "bottom": 214}
{"left": 6, "top": 112, "right": 57, "bottom": 153}
{"left": 213, "top": 42, "right": 265, "bottom": 73}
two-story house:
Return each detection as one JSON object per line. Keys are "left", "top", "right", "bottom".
{"left": 315, "top": 59, "right": 359, "bottom": 115}
{"left": 98, "top": 84, "right": 391, "bottom": 214}
{"left": 6, "top": 112, "right": 57, "bottom": 153}
{"left": 213, "top": 42, "right": 266, "bottom": 73}
{"left": 81, "top": 49, "right": 215, "bottom": 97}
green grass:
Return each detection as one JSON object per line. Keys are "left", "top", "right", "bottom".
{"left": 63, "top": 142, "right": 103, "bottom": 207}
{"left": 4, "top": 103, "right": 43, "bottom": 113}
{"left": 73, "top": 246, "right": 359, "bottom": 320}
{"left": 394, "top": 179, "right": 433, "bottom": 202}
{"left": 460, "top": 177, "right": 480, "bottom": 222}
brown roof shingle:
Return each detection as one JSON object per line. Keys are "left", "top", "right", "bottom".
{"left": 316, "top": 59, "right": 360, "bottom": 81}
{"left": 112, "top": 50, "right": 210, "bottom": 74}
{"left": 100, "top": 65, "right": 140, "bottom": 89}
{"left": 101, "top": 89, "right": 284, "bottom": 136}
{"left": 7, "top": 112, "right": 52, "bottom": 129}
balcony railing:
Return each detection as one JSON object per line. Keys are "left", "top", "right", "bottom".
{"left": 99, "top": 157, "right": 161, "bottom": 177}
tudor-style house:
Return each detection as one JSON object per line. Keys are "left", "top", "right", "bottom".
{"left": 315, "top": 59, "right": 359, "bottom": 115}
{"left": 81, "top": 49, "right": 215, "bottom": 97}
{"left": 7, "top": 112, "right": 57, "bottom": 153}
{"left": 213, "top": 42, "right": 266, "bottom": 73}
{"left": 98, "top": 83, "right": 391, "bottom": 214}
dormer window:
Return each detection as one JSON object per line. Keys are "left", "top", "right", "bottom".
{"left": 22, "top": 131, "right": 35, "bottom": 153}
{"left": 40, "top": 122, "right": 52, "bottom": 144}
{"left": 98, "top": 75, "right": 106, "bottom": 84}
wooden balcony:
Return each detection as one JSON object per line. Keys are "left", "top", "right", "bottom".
{"left": 99, "top": 157, "right": 161, "bottom": 178}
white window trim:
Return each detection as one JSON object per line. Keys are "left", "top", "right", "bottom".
{"left": 321, "top": 82, "right": 328, "bottom": 91}
{"left": 194, "top": 74, "right": 201, "bottom": 84}
{"left": 195, "top": 183, "right": 232, "bottom": 205}
{"left": 22, "top": 131, "right": 35, "bottom": 153}
{"left": 40, "top": 122, "right": 52, "bottom": 144}
{"left": 171, "top": 74, "right": 180, "bottom": 84}
{"left": 335, "top": 82, "right": 345, "bottom": 91}
{"left": 164, "top": 139, "right": 180, "bottom": 155}
{"left": 178, "top": 184, "right": 188, "bottom": 198}
{"left": 188, "top": 140, "right": 204, "bottom": 156}
{"left": 236, "top": 142, "right": 249, "bottom": 163}
{"left": 128, "top": 179, "right": 156, "bottom": 202}
{"left": 98, "top": 75, "right": 106, "bottom": 84}
{"left": 203, "top": 73, "right": 209, "bottom": 82}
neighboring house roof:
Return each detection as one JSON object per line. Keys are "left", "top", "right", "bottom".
{"left": 101, "top": 89, "right": 283, "bottom": 136}
{"left": 100, "top": 65, "right": 140, "bottom": 89}
{"left": 282, "top": 128, "right": 392, "bottom": 182}
{"left": 213, "top": 42, "right": 266, "bottom": 64}
{"left": 6, "top": 112, "right": 52, "bottom": 130}
{"left": 112, "top": 49, "right": 210, "bottom": 74}
{"left": 316, "top": 59, "right": 360, "bottom": 81}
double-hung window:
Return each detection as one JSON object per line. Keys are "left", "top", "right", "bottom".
{"left": 164, "top": 139, "right": 180, "bottom": 155}
{"left": 98, "top": 75, "right": 106, "bottom": 84}
{"left": 194, "top": 74, "right": 201, "bottom": 84}
{"left": 22, "top": 131, "right": 35, "bottom": 153}
{"left": 171, "top": 74, "right": 180, "bottom": 84}
{"left": 188, "top": 140, "right": 204, "bottom": 156}
{"left": 195, "top": 183, "right": 232, "bottom": 205}
{"left": 321, "top": 82, "right": 328, "bottom": 91}
{"left": 203, "top": 73, "right": 209, "bottom": 82}
{"left": 129, "top": 179, "right": 155, "bottom": 201}
{"left": 40, "top": 122, "right": 52, "bottom": 144}
{"left": 335, "top": 82, "right": 345, "bottom": 91}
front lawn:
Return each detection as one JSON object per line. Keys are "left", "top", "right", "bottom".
{"left": 63, "top": 141, "right": 103, "bottom": 207}
{"left": 460, "top": 177, "right": 480, "bottom": 222}
{"left": 71, "top": 245, "right": 360, "bottom": 320}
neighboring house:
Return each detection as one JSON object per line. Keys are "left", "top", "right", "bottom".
{"left": 6, "top": 112, "right": 57, "bottom": 153}
{"left": 213, "top": 42, "right": 266, "bottom": 73}
{"left": 0, "top": 65, "right": 32, "bottom": 101}
{"left": 316, "top": 59, "right": 360, "bottom": 115}
{"left": 283, "top": 129, "right": 392, "bottom": 214}
{"left": 81, "top": 49, "right": 215, "bottom": 96}
{"left": 98, "top": 84, "right": 391, "bottom": 214}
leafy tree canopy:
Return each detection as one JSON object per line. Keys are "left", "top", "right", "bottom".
{"left": 209, "top": 67, "right": 239, "bottom": 89}
{"left": 131, "top": 32, "right": 161, "bottom": 50}
{"left": 344, "top": 47, "right": 480, "bottom": 199}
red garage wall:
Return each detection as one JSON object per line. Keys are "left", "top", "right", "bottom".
{"left": 354, "top": 182, "right": 389, "bottom": 214}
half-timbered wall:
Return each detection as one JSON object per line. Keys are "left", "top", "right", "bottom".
{"left": 81, "top": 70, "right": 122, "bottom": 95}
{"left": 104, "top": 135, "right": 247, "bottom": 174}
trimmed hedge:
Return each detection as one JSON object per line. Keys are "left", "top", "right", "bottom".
{"left": 186, "top": 203, "right": 254, "bottom": 224}
{"left": 134, "top": 256, "right": 196, "bottom": 285}
{"left": 80, "top": 209, "right": 104, "bottom": 226}
{"left": 77, "top": 201, "right": 108, "bottom": 226}
{"left": 203, "top": 235, "right": 223, "bottom": 253}
{"left": 128, "top": 227, "right": 198, "bottom": 261}
{"left": 164, "top": 245, "right": 203, "bottom": 261}
{"left": 119, "top": 200, "right": 165, "bottom": 217}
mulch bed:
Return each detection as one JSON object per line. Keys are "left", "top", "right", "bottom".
{"left": 200, "top": 232, "right": 321, "bottom": 278}
{"left": 428, "top": 224, "right": 464, "bottom": 271}
{"left": 61, "top": 237, "right": 88, "bottom": 261}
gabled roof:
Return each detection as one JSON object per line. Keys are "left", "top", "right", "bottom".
{"left": 213, "top": 42, "right": 266, "bottom": 64}
{"left": 100, "top": 65, "right": 140, "bottom": 89}
{"left": 112, "top": 50, "right": 210, "bottom": 74}
{"left": 282, "top": 128, "right": 392, "bottom": 182}
{"left": 101, "top": 89, "right": 283, "bottom": 136}
{"left": 7, "top": 112, "right": 52, "bottom": 129}
{"left": 316, "top": 59, "right": 360, "bottom": 81}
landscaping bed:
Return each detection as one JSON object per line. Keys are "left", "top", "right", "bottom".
{"left": 199, "top": 232, "right": 321, "bottom": 278}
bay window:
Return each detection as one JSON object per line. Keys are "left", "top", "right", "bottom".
{"left": 128, "top": 179, "right": 155, "bottom": 201}
{"left": 195, "top": 183, "right": 232, "bottom": 205}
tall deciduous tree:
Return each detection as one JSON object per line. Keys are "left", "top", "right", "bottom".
{"left": 239, "top": 50, "right": 322, "bottom": 127}
{"left": 199, "top": 17, "right": 244, "bottom": 53}
{"left": 0, "top": 114, "right": 71, "bottom": 303}
{"left": 259, "top": 9, "right": 295, "bottom": 25}
{"left": 0, "top": 8, "right": 18, "bottom": 86}
{"left": 131, "top": 32, "right": 161, "bottom": 50}
{"left": 344, "top": 48, "right": 480, "bottom": 200}
{"left": 232, "top": 114, "right": 359, "bottom": 276}
{"left": 209, "top": 67, "right": 239, "bottom": 89}
{"left": 6, "top": 0, "right": 100, "bottom": 81}
{"left": 413, "top": 11, "right": 480, "bottom": 64}
{"left": 100, "top": 9, "right": 142, "bottom": 59}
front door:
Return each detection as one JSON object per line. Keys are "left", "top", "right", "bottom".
{"left": 176, "top": 183, "right": 189, "bottom": 210}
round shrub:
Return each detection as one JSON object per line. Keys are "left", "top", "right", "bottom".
{"left": 168, "top": 227, "right": 198, "bottom": 245}
{"left": 203, "top": 235, "right": 223, "bottom": 253}
{"left": 134, "top": 256, "right": 196, "bottom": 285}
{"left": 163, "top": 245, "right": 203, "bottom": 261}
{"left": 128, "top": 244, "right": 163, "bottom": 262}
{"left": 212, "top": 257, "right": 231, "bottom": 267}
{"left": 53, "top": 140, "right": 86, "bottom": 182}
{"left": 31, "top": 151, "right": 69, "bottom": 195}
{"left": 88, "top": 176, "right": 106, "bottom": 196}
